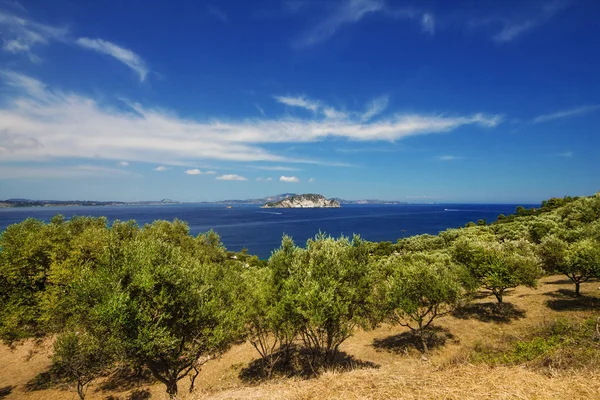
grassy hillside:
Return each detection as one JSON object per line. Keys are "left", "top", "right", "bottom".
{"left": 1, "top": 193, "right": 599, "bottom": 399}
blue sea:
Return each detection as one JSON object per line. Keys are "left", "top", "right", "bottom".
{"left": 0, "top": 204, "right": 532, "bottom": 259}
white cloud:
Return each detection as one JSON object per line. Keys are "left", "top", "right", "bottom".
{"left": 257, "top": 177, "right": 273, "bottom": 181}
{"left": 308, "top": 177, "right": 315, "bottom": 183}
{"left": 532, "top": 105, "right": 600, "bottom": 123}
{"left": 0, "top": 9, "right": 68, "bottom": 59}
{"left": 154, "top": 166, "right": 167, "bottom": 171}
{"left": 0, "top": 72, "right": 502, "bottom": 168}
{"left": 295, "top": 0, "right": 384, "bottom": 47}
{"left": 118, "top": 161, "right": 129, "bottom": 166}
{"left": 274, "top": 95, "right": 320, "bottom": 112}
{"left": 280, "top": 175, "right": 300, "bottom": 183}
{"left": 76, "top": 38, "right": 149, "bottom": 81}
{"left": 421, "top": 13, "right": 435, "bottom": 35}
{"left": 361, "top": 95, "right": 389, "bottom": 121}
{"left": 205, "top": 170, "right": 217, "bottom": 174}
{"left": 437, "top": 155, "right": 463, "bottom": 161}
{"left": 294, "top": 1, "right": 435, "bottom": 47}
{"left": 217, "top": 174, "right": 247, "bottom": 181}
{"left": 185, "top": 168, "right": 202, "bottom": 175}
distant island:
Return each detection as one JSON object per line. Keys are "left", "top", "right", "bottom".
{"left": 261, "top": 194, "right": 341, "bottom": 208}
{"left": 0, "top": 199, "right": 179, "bottom": 208}
{"left": 213, "top": 193, "right": 406, "bottom": 205}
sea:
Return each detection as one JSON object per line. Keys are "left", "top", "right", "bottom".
{"left": 0, "top": 204, "right": 533, "bottom": 259}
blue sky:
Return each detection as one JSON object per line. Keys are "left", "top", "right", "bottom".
{"left": 0, "top": 0, "right": 599, "bottom": 203}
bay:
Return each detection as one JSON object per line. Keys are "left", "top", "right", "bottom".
{"left": 0, "top": 203, "right": 533, "bottom": 259}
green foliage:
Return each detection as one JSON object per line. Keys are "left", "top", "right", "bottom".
{"left": 453, "top": 238, "right": 542, "bottom": 303}
{"left": 84, "top": 225, "right": 244, "bottom": 398}
{"left": 290, "top": 234, "right": 375, "bottom": 367}
{"left": 52, "top": 330, "right": 114, "bottom": 400}
{"left": 380, "top": 253, "right": 466, "bottom": 352}
{"left": 540, "top": 236, "right": 600, "bottom": 296}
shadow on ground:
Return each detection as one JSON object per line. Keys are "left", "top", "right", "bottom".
{"left": 239, "top": 346, "right": 379, "bottom": 383}
{"left": 0, "top": 386, "right": 13, "bottom": 399}
{"left": 25, "top": 367, "right": 67, "bottom": 392}
{"left": 544, "top": 278, "right": 576, "bottom": 285}
{"left": 544, "top": 289, "right": 600, "bottom": 311}
{"left": 452, "top": 302, "right": 526, "bottom": 324}
{"left": 372, "top": 326, "right": 456, "bottom": 355}
{"left": 106, "top": 388, "right": 151, "bottom": 400}
{"left": 97, "top": 366, "right": 154, "bottom": 393}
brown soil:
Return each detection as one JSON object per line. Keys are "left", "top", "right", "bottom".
{"left": 1, "top": 275, "right": 599, "bottom": 400}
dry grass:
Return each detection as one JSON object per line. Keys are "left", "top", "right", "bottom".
{"left": 1, "top": 275, "right": 599, "bottom": 400}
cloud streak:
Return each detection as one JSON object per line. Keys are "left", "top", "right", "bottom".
{"left": 0, "top": 72, "right": 502, "bottom": 168}
{"left": 217, "top": 174, "right": 247, "bottom": 181}
{"left": 185, "top": 168, "right": 202, "bottom": 175}
{"left": 76, "top": 38, "right": 149, "bottom": 81}
{"left": 294, "top": 0, "right": 435, "bottom": 47}
{"left": 533, "top": 105, "right": 600, "bottom": 123}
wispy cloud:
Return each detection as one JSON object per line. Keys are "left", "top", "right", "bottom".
{"left": 437, "top": 155, "right": 463, "bottom": 161}
{"left": 361, "top": 95, "right": 389, "bottom": 121}
{"left": 533, "top": 105, "right": 600, "bottom": 123}
{"left": 558, "top": 151, "right": 573, "bottom": 157}
{"left": 207, "top": 5, "right": 228, "bottom": 22}
{"left": 0, "top": 72, "right": 502, "bottom": 168}
{"left": 421, "top": 13, "right": 435, "bottom": 35}
{"left": 0, "top": 9, "right": 68, "bottom": 60}
{"left": 185, "top": 168, "right": 202, "bottom": 175}
{"left": 294, "top": 0, "right": 384, "bottom": 47}
{"left": 118, "top": 161, "right": 129, "bottom": 166}
{"left": 0, "top": 9, "right": 150, "bottom": 79}
{"left": 280, "top": 175, "right": 300, "bottom": 183}
{"left": 294, "top": 0, "right": 434, "bottom": 47}
{"left": 76, "top": 38, "right": 149, "bottom": 81}
{"left": 154, "top": 166, "right": 167, "bottom": 171}
{"left": 217, "top": 174, "right": 247, "bottom": 181}
{"left": 205, "top": 170, "right": 217, "bottom": 175}
{"left": 482, "top": 0, "right": 569, "bottom": 43}
{"left": 255, "top": 103, "right": 266, "bottom": 117}
{"left": 257, "top": 177, "right": 273, "bottom": 181}
{"left": 308, "top": 177, "right": 315, "bottom": 183}
{"left": 274, "top": 95, "right": 320, "bottom": 112}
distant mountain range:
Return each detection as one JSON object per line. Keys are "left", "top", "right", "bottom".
{"left": 0, "top": 194, "right": 406, "bottom": 208}
{"left": 0, "top": 199, "right": 179, "bottom": 208}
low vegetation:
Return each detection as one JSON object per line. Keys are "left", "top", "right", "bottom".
{"left": 1, "top": 193, "right": 600, "bottom": 399}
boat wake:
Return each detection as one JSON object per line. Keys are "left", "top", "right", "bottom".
{"left": 257, "top": 211, "right": 283, "bottom": 215}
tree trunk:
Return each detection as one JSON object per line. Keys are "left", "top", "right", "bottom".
{"left": 77, "top": 381, "right": 85, "bottom": 400}
{"left": 494, "top": 290, "right": 503, "bottom": 304}
{"left": 419, "top": 329, "right": 428, "bottom": 353}
{"left": 166, "top": 379, "right": 178, "bottom": 399}
{"left": 575, "top": 281, "right": 581, "bottom": 297}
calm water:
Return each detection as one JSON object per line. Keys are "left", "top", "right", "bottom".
{"left": 0, "top": 204, "right": 532, "bottom": 258}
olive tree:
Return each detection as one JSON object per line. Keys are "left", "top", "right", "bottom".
{"left": 52, "top": 330, "right": 113, "bottom": 400}
{"left": 242, "top": 236, "right": 300, "bottom": 378}
{"left": 453, "top": 238, "right": 542, "bottom": 304}
{"left": 289, "top": 234, "right": 375, "bottom": 368}
{"left": 381, "top": 253, "right": 465, "bottom": 352}
{"left": 82, "top": 225, "right": 244, "bottom": 398}
{"left": 540, "top": 236, "right": 600, "bottom": 296}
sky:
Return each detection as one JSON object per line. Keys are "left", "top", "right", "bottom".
{"left": 0, "top": 0, "right": 599, "bottom": 203}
